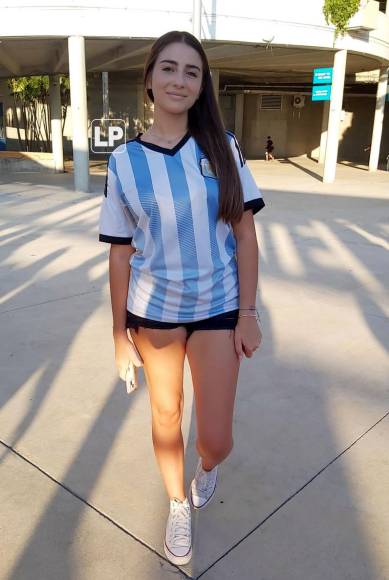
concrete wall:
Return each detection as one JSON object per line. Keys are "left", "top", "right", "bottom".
{"left": 239, "top": 93, "right": 323, "bottom": 160}
{"left": 218, "top": 92, "right": 389, "bottom": 164}
{"left": 0, "top": 151, "right": 55, "bottom": 172}
{"left": 338, "top": 96, "right": 387, "bottom": 164}
{"left": 381, "top": 102, "right": 389, "bottom": 164}
{"left": 219, "top": 94, "right": 236, "bottom": 133}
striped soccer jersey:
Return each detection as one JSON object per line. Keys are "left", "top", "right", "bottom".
{"left": 98, "top": 130, "right": 265, "bottom": 322}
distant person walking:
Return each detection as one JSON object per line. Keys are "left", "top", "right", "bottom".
{"left": 265, "top": 135, "right": 274, "bottom": 161}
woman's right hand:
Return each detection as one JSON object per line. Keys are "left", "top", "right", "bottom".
{"left": 113, "top": 330, "right": 144, "bottom": 381}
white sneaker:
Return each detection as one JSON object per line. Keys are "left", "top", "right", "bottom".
{"left": 190, "top": 457, "right": 218, "bottom": 510}
{"left": 164, "top": 497, "right": 192, "bottom": 565}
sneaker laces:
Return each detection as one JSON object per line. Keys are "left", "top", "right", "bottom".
{"left": 170, "top": 501, "right": 191, "bottom": 547}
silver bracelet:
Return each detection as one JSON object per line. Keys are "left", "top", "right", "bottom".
{"left": 238, "top": 312, "right": 261, "bottom": 322}
{"left": 239, "top": 307, "right": 260, "bottom": 320}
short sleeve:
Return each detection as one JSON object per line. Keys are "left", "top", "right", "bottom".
{"left": 227, "top": 131, "right": 265, "bottom": 215}
{"left": 98, "top": 153, "right": 135, "bottom": 245}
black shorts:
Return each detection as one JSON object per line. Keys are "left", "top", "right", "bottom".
{"left": 126, "top": 309, "right": 239, "bottom": 339}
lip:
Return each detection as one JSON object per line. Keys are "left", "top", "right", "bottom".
{"left": 166, "top": 92, "right": 187, "bottom": 99}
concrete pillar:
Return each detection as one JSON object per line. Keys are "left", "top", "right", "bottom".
{"left": 368, "top": 67, "right": 388, "bottom": 171}
{"left": 234, "top": 93, "right": 244, "bottom": 142}
{"left": 68, "top": 35, "right": 89, "bottom": 192}
{"left": 323, "top": 49, "right": 347, "bottom": 183}
{"left": 318, "top": 100, "right": 330, "bottom": 164}
{"left": 49, "top": 75, "right": 64, "bottom": 173}
{"left": 211, "top": 68, "right": 219, "bottom": 103}
{"left": 192, "top": 0, "right": 201, "bottom": 40}
{"left": 102, "top": 72, "right": 109, "bottom": 119}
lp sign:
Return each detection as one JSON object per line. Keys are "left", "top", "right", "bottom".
{"left": 91, "top": 119, "right": 126, "bottom": 153}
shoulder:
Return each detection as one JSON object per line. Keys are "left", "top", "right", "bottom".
{"left": 225, "top": 130, "right": 245, "bottom": 167}
{"left": 108, "top": 137, "right": 138, "bottom": 166}
{"left": 225, "top": 129, "right": 236, "bottom": 145}
{"left": 111, "top": 136, "right": 139, "bottom": 154}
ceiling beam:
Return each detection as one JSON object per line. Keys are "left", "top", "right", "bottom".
{"left": 88, "top": 42, "right": 153, "bottom": 71}
{"left": 210, "top": 49, "right": 323, "bottom": 67}
{"left": 0, "top": 44, "right": 21, "bottom": 75}
{"left": 203, "top": 43, "right": 243, "bottom": 59}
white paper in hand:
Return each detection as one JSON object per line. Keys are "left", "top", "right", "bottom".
{"left": 125, "top": 360, "right": 138, "bottom": 394}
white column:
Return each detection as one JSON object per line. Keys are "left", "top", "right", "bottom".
{"left": 102, "top": 72, "right": 109, "bottom": 119}
{"left": 323, "top": 49, "right": 347, "bottom": 183}
{"left": 192, "top": 0, "right": 201, "bottom": 40}
{"left": 386, "top": 0, "right": 389, "bottom": 14}
{"left": 318, "top": 100, "right": 330, "bottom": 164}
{"left": 368, "top": 67, "right": 388, "bottom": 172}
{"left": 68, "top": 35, "right": 89, "bottom": 192}
{"left": 211, "top": 68, "right": 219, "bottom": 103}
{"left": 234, "top": 93, "right": 244, "bottom": 142}
{"left": 49, "top": 75, "right": 64, "bottom": 173}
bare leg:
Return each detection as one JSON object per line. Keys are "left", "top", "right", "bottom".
{"left": 129, "top": 326, "right": 188, "bottom": 501}
{"left": 186, "top": 329, "right": 240, "bottom": 471}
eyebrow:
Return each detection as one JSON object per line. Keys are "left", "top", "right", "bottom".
{"left": 159, "top": 59, "right": 201, "bottom": 72}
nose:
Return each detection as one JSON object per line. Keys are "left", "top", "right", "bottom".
{"left": 172, "top": 70, "right": 185, "bottom": 87}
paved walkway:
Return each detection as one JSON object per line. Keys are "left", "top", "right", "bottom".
{"left": 1, "top": 158, "right": 388, "bottom": 579}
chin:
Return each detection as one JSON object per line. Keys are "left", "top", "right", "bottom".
{"left": 163, "top": 103, "right": 192, "bottom": 114}
{"left": 160, "top": 96, "right": 194, "bottom": 109}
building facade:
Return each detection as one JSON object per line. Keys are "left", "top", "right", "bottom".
{"left": 0, "top": 0, "right": 388, "bottom": 186}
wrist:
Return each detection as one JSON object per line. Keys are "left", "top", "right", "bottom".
{"left": 113, "top": 326, "right": 128, "bottom": 338}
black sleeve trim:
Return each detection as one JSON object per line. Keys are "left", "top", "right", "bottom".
{"left": 99, "top": 234, "right": 133, "bottom": 244}
{"left": 226, "top": 130, "right": 246, "bottom": 167}
{"left": 244, "top": 198, "right": 265, "bottom": 215}
{"left": 103, "top": 167, "right": 108, "bottom": 197}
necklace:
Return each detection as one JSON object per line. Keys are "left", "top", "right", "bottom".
{"left": 146, "top": 127, "right": 188, "bottom": 144}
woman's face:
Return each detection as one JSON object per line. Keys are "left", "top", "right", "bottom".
{"left": 147, "top": 42, "right": 203, "bottom": 115}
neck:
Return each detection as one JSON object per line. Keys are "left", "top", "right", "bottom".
{"left": 150, "top": 106, "right": 189, "bottom": 137}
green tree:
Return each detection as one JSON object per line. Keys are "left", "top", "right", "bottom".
{"left": 323, "top": 0, "right": 361, "bottom": 41}
{"left": 7, "top": 75, "right": 70, "bottom": 152}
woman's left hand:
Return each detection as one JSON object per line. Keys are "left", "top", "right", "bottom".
{"left": 234, "top": 316, "right": 262, "bottom": 361}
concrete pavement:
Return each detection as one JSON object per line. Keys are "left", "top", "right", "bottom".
{"left": 1, "top": 158, "right": 388, "bottom": 579}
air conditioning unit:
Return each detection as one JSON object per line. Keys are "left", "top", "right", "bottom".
{"left": 293, "top": 95, "right": 305, "bottom": 108}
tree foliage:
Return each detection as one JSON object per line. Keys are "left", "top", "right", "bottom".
{"left": 323, "top": 0, "right": 361, "bottom": 39}
{"left": 7, "top": 75, "right": 70, "bottom": 152}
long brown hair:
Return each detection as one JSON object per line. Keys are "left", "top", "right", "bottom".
{"left": 143, "top": 30, "right": 244, "bottom": 224}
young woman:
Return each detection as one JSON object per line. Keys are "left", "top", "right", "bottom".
{"left": 99, "top": 30, "right": 265, "bottom": 566}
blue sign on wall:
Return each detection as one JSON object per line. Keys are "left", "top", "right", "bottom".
{"left": 313, "top": 68, "right": 333, "bottom": 84}
{"left": 312, "top": 85, "right": 332, "bottom": 101}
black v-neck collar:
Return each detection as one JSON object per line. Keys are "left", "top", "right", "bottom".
{"left": 135, "top": 131, "right": 191, "bottom": 156}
